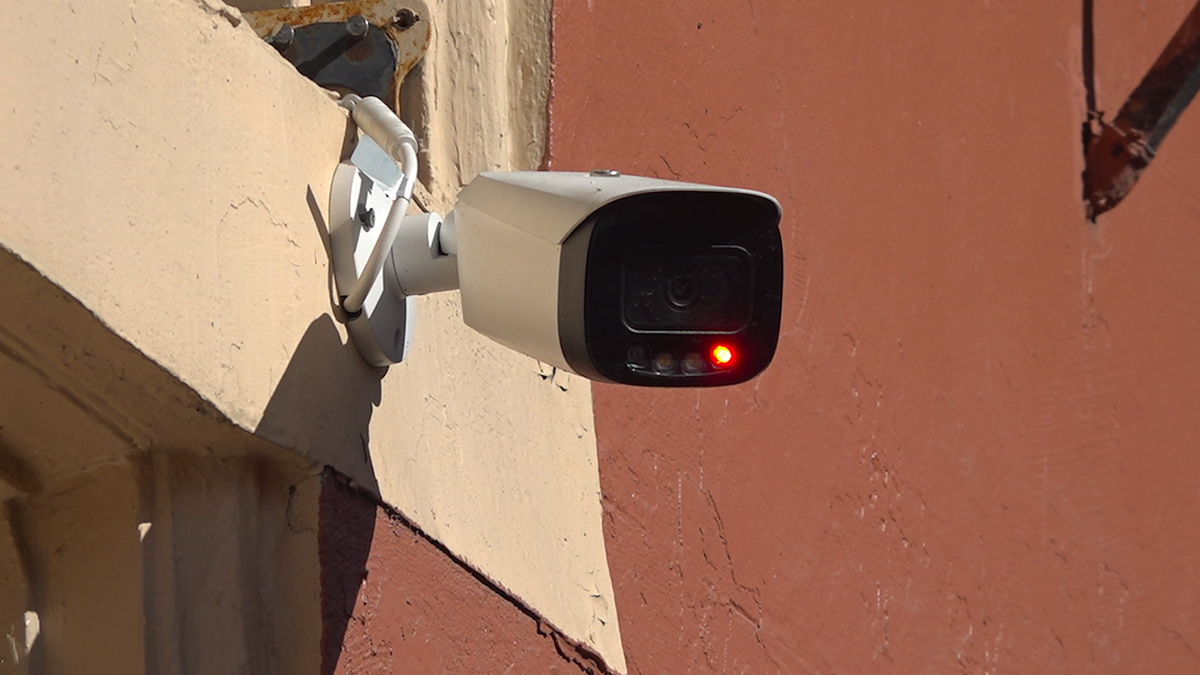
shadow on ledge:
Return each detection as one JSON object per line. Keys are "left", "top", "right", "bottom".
{"left": 255, "top": 314, "right": 387, "bottom": 673}
{"left": 254, "top": 314, "right": 384, "bottom": 495}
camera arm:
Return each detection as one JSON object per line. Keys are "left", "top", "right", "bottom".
{"left": 336, "top": 94, "right": 421, "bottom": 316}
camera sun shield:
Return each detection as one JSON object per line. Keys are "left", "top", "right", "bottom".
{"left": 558, "top": 190, "right": 783, "bottom": 387}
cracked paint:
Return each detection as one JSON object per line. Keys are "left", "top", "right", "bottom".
{"left": 550, "top": 0, "right": 1200, "bottom": 672}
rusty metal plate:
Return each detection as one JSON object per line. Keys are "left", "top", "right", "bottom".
{"left": 246, "top": 0, "right": 431, "bottom": 112}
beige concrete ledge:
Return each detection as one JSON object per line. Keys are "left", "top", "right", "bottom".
{"left": 0, "top": 0, "right": 624, "bottom": 670}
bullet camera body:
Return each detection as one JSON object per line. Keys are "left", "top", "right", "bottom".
{"left": 453, "top": 171, "right": 784, "bottom": 387}
{"left": 330, "top": 99, "right": 783, "bottom": 386}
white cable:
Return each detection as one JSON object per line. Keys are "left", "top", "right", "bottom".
{"left": 339, "top": 96, "right": 420, "bottom": 316}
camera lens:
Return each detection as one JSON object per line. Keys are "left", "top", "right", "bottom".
{"left": 666, "top": 274, "right": 700, "bottom": 308}
{"left": 621, "top": 248, "right": 753, "bottom": 332}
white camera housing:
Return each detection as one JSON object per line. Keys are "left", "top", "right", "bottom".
{"left": 450, "top": 170, "right": 784, "bottom": 387}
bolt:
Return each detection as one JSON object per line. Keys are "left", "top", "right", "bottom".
{"left": 268, "top": 23, "right": 294, "bottom": 49}
{"left": 358, "top": 206, "right": 375, "bottom": 231}
{"left": 346, "top": 15, "right": 369, "bottom": 39}
{"left": 590, "top": 169, "right": 621, "bottom": 177}
{"left": 393, "top": 9, "right": 419, "bottom": 30}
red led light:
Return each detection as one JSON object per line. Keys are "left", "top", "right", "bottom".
{"left": 711, "top": 344, "right": 734, "bottom": 367}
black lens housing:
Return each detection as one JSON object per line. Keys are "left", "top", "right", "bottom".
{"left": 558, "top": 191, "right": 783, "bottom": 387}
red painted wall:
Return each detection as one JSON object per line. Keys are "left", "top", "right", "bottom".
{"left": 548, "top": 1, "right": 1200, "bottom": 672}
{"left": 320, "top": 473, "right": 609, "bottom": 674}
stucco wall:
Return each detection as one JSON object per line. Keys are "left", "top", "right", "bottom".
{"left": 0, "top": 0, "right": 624, "bottom": 670}
{"left": 548, "top": 0, "right": 1200, "bottom": 672}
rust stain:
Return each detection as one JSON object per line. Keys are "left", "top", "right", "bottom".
{"left": 1085, "top": 1, "right": 1200, "bottom": 218}
{"left": 245, "top": 0, "right": 431, "bottom": 112}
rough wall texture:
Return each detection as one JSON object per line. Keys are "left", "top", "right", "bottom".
{"left": 0, "top": 0, "right": 623, "bottom": 669}
{"left": 548, "top": 0, "right": 1199, "bottom": 672}
{"left": 319, "top": 471, "right": 612, "bottom": 675}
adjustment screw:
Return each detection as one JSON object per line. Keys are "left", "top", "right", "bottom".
{"left": 357, "top": 207, "right": 375, "bottom": 231}
{"left": 268, "top": 23, "right": 294, "bottom": 48}
{"left": 346, "top": 15, "right": 369, "bottom": 39}
{"left": 393, "top": 9, "right": 419, "bottom": 29}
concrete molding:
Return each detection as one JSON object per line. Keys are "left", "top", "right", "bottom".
{"left": 0, "top": 0, "right": 624, "bottom": 670}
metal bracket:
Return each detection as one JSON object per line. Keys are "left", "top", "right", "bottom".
{"left": 329, "top": 136, "right": 417, "bottom": 366}
{"left": 245, "top": 0, "right": 431, "bottom": 112}
{"left": 1083, "top": 1, "right": 1200, "bottom": 218}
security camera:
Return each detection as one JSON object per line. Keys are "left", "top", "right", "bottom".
{"left": 448, "top": 171, "right": 784, "bottom": 387}
{"left": 330, "top": 98, "right": 784, "bottom": 387}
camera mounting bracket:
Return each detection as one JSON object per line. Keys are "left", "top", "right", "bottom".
{"left": 329, "top": 135, "right": 417, "bottom": 366}
{"left": 329, "top": 127, "right": 458, "bottom": 367}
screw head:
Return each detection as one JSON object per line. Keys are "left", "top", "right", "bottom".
{"left": 346, "top": 15, "right": 369, "bottom": 39}
{"left": 268, "top": 23, "right": 294, "bottom": 48}
{"left": 357, "top": 207, "right": 376, "bottom": 231}
{"left": 590, "top": 169, "right": 621, "bottom": 177}
{"left": 393, "top": 9, "right": 419, "bottom": 30}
